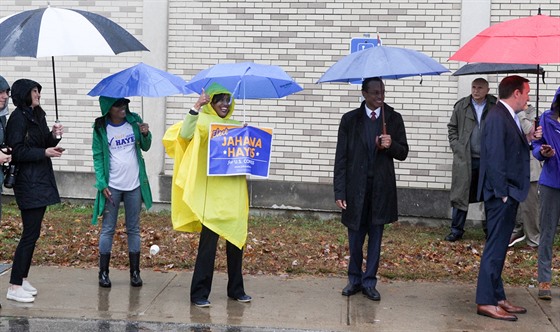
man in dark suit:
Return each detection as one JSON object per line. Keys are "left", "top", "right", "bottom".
{"left": 334, "top": 77, "right": 408, "bottom": 301}
{"left": 476, "top": 75, "right": 531, "bottom": 321}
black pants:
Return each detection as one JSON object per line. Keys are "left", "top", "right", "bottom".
{"left": 10, "top": 206, "right": 46, "bottom": 285}
{"left": 451, "top": 159, "right": 487, "bottom": 235}
{"left": 347, "top": 176, "right": 384, "bottom": 288}
{"left": 190, "top": 225, "right": 245, "bottom": 302}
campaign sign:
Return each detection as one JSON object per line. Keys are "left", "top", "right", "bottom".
{"left": 208, "top": 124, "right": 273, "bottom": 178}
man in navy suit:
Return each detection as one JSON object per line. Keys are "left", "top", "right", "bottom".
{"left": 476, "top": 75, "right": 532, "bottom": 321}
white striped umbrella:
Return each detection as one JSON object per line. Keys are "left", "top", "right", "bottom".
{"left": 0, "top": 6, "right": 149, "bottom": 119}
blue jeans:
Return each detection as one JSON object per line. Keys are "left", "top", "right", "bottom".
{"left": 537, "top": 185, "right": 560, "bottom": 283}
{"left": 99, "top": 186, "right": 142, "bottom": 254}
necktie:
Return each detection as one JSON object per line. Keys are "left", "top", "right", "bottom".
{"left": 371, "top": 111, "right": 376, "bottom": 122}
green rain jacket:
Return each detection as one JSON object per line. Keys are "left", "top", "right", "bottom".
{"left": 91, "top": 96, "right": 153, "bottom": 224}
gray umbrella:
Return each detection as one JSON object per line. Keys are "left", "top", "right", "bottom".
{"left": 453, "top": 62, "right": 546, "bottom": 120}
{"left": 452, "top": 63, "right": 544, "bottom": 76}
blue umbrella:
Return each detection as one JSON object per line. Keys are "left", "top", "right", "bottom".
{"left": 317, "top": 45, "right": 449, "bottom": 83}
{"left": 88, "top": 62, "right": 192, "bottom": 98}
{"left": 185, "top": 62, "right": 303, "bottom": 99}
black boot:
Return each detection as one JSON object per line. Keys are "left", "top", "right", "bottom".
{"left": 98, "top": 253, "right": 111, "bottom": 288}
{"left": 129, "top": 252, "right": 143, "bottom": 287}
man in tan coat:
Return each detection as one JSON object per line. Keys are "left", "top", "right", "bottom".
{"left": 446, "top": 78, "right": 497, "bottom": 241}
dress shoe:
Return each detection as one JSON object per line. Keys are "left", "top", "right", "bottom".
{"left": 498, "top": 299, "right": 527, "bottom": 314}
{"left": 341, "top": 283, "right": 362, "bottom": 296}
{"left": 444, "top": 232, "right": 462, "bottom": 242}
{"left": 476, "top": 304, "right": 517, "bottom": 321}
{"left": 362, "top": 287, "right": 381, "bottom": 301}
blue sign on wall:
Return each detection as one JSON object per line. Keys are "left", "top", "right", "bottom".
{"left": 350, "top": 38, "right": 380, "bottom": 53}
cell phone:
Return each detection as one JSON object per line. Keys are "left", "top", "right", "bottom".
{"left": 55, "top": 147, "right": 66, "bottom": 152}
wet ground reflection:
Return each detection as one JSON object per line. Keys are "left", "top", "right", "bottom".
{"left": 0, "top": 316, "right": 320, "bottom": 331}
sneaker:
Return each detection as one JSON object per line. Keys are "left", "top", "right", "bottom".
{"left": 192, "top": 299, "right": 211, "bottom": 308}
{"left": 538, "top": 282, "right": 552, "bottom": 300}
{"left": 508, "top": 234, "right": 526, "bottom": 247}
{"left": 232, "top": 294, "right": 252, "bottom": 303}
{"left": 7, "top": 286, "right": 35, "bottom": 303}
{"left": 22, "top": 280, "right": 37, "bottom": 296}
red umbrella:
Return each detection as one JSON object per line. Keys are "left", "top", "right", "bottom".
{"left": 449, "top": 13, "right": 560, "bottom": 64}
{"left": 449, "top": 10, "right": 560, "bottom": 117}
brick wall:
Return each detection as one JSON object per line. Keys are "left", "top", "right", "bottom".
{"left": 1, "top": 0, "right": 559, "bottom": 214}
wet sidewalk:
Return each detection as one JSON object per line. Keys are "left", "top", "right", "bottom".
{"left": 0, "top": 266, "right": 558, "bottom": 331}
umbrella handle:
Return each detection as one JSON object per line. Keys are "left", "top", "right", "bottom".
{"left": 534, "top": 117, "right": 539, "bottom": 133}
{"left": 376, "top": 104, "right": 387, "bottom": 150}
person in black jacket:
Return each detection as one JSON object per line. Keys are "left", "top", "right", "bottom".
{"left": 0, "top": 75, "right": 14, "bottom": 223}
{"left": 5, "top": 79, "right": 64, "bottom": 303}
{"left": 334, "top": 77, "right": 409, "bottom": 301}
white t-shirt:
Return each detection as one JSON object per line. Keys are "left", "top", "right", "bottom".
{"left": 106, "top": 121, "right": 140, "bottom": 191}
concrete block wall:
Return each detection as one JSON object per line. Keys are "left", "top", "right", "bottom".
{"left": 1, "top": 0, "right": 559, "bottom": 221}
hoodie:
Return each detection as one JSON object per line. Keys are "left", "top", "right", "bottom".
{"left": 5, "top": 79, "right": 60, "bottom": 210}
{"left": 0, "top": 75, "right": 10, "bottom": 146}
{"left": 532, "top": 86, "right": 560, "bottom": 189}
{"left": 0, "top": 75, "right": 10, "bottom": 198}
{"left": 91, "top": 96, "right": 152, "bottom": 224}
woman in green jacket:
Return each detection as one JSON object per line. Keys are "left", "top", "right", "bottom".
{"left": 92, "top": 97, "right": 152, "bottom": 288}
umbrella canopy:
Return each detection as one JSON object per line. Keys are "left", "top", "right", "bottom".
{"left": 449, "top": 11, "right": 560, "bottom": 117}
{"left": 317, "top": 45, "right": 449, "bottom": 83}
{"left": 0, "top": 7, "right": 148, "bottom": 57}
{"left": 449, "top": 14, "right": 560, "bottom": 65}
{"left": 185, "top": 62, "right": 303, "bottom": 99}
{"left": 88, "top": 62, "right": 192, "bottom": 98}
{"left": 452, "top": 63, "right": 544, "bottom": 76}
{"left": 0, "top": 6, "right": 148, "bottom": 119}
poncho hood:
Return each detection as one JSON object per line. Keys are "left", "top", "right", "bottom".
{"left": 201, "top": 83, "right": 236, "bottom": 119}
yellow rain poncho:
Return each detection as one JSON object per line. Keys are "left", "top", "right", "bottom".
{"left": 163, "top": 83, "right": 248, "bottom": 249}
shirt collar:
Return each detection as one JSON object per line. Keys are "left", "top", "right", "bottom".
{"left": 500, "top": 100, "right": 518, "bottom": 119}
{"left": 471, "top": 97, "right": 486, "bottom": 108}
{"left": 365, "top": 105, "right": 380, "bottom": 119}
